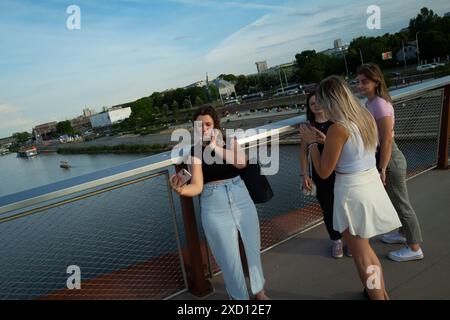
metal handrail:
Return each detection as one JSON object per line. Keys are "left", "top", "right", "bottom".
{"left": 1, "top": 75, "right": 450, "bottom": 214}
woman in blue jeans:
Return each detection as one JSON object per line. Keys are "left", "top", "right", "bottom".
{"left": 169, "top": 106, "right": 268, "bottom": 300}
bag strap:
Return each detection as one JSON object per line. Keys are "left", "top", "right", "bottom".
{"left": 307, "top": 148, "right": 313, "bottom": 177}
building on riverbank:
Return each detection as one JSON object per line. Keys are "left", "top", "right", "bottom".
{"left": 90, "top": 107, "right": 132, "bottom": 129}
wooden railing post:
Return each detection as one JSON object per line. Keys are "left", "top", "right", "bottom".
{"left": 437, "top": 84, "right": 450, "bottom": 169}
{"left": 175, "top": 164, "right": 213, "bottom": 297}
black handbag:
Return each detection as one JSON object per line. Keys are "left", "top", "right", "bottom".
{"left": 239, "top": 161, "right": 274, "bottom": 204}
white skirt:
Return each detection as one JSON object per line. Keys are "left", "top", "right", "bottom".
{"left": 333, "top": 167, "right": 402, "bottom": 239}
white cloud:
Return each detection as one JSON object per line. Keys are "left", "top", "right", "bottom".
{"left": 204, "top": 0, "right": 450, "bottom": 74}
{"left": 0, "top": 103, "right": 35, "bottom": 135}
{"left": 169, "top": 0, "right": 287, "bottom": 11}
{"left": 0, "top": 104, "right": 20, "bottom": 114}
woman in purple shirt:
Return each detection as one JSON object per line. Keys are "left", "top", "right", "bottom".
{"left": 356, "top": 63, "right": 424, "bottom": 262}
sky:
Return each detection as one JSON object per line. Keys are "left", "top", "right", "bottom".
{"left": 0, "top": 0, "right": 448, "bottom": 138}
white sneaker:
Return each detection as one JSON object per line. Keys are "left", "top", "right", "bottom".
{"left": 332, "top": 240, "right": 343, "bottom": 259}
{"left": 381, "top": 232, "right": 407, "bottom": 244}
{"left": 388, "top": 246, "right": 424, "bottom": 262}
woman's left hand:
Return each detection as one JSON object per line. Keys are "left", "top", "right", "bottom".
{"left": 209, "top": 129, "right": 224, "bottom": 151}
{"left": 313, "top": 128, "right": 326, "bottom": 144}
{"left": 299, "top": 124, "right": 316, "bottom": 144}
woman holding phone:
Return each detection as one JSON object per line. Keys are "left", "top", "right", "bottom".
{"left": 300, "top": 76, "right": 401, "bottom": 299}
{"left": 169, "top": 106, "right": 268, "bottom": 300}
{"left": 300, "top": 91, "right": 348, "bottom": 258}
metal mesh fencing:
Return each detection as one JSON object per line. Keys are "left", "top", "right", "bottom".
{"left": 0, "top": 172, "right": 187, "bottom": 300}
{"left": 392, "top": 89, "right": 444, "bottom": 178}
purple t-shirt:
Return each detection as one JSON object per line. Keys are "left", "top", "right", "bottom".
{"left": 367, "top": 96, "right": 394, "bottom": 138}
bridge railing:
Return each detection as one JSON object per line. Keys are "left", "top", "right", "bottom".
{"left": 0, "top": 76, "right": 449, "bottom": 300}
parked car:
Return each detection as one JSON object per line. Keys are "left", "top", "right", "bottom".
{"left": 417, "top": 64, "right": 436, "bottom": 72}
{"left": 224, "top": 99, "right": 240, "bottom": 106}
{"left": 273, "top": 84, "right": 302, "bottom": 97}
{"left": 431, "top": 62, "right": 445, "bottom": 68}
{"left": 241, "top": 92, "right": 264, "bottom": 102}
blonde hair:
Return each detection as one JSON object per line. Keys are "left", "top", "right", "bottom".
{"left": 316, "top": 75, "right": 378, "bottom": 152}
{"left": 357, "top": 63, "right": 393, "bottom": 104}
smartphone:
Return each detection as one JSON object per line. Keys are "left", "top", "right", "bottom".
{"left": 177, "top": 168, "right": 192, "bottom": 186}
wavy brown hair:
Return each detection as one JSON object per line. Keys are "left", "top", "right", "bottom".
{"left": 193, "top": 105, "right": 221, "bottom": 130}
{"left": 357, "top": 63, "right": 393, "bottom": 104}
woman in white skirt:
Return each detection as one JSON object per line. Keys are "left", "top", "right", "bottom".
{"left": 300, "top": 75, "right": 401, "bottom": 300}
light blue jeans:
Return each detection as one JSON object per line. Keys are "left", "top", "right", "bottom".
{"left": 200, "top": 176, "right": 265, "bottom": 300}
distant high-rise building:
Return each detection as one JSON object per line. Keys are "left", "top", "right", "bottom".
{"left": 83, "top": 108, "right": 96, "bottom": 117}
{"left": 334, "top": 39, "right": 343, "bottom": 49}
{"left": 255, "top": 61, "right": 268, "bottom": 74}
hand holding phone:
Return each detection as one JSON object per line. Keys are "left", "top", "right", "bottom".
{"left": 203, "top": 129, "right": 213, "bottom": 145}
{"left": 176, "top": 168, "right": 192, "bottom": 186}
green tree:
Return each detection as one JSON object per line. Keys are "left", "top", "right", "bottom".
{"left": 235, "top": 75, "right": 249, "bottom": 95}
{"left": 57, "top": 121, "right": 76, "bottom": 135}
{"left": 128, "top": 97, "right": 155, "bottom": 128}
{"left": 208, "top": 85, "right": 219, "bottom": 100}
{"left": 172, "top": 100, "right": 181, "bottom": 123}
{"left": 161, "top": 104, "right": 169, "bottom": 124}
{"left": 12, "top": 132, "right": 31, "bottom": 143}
{"left": 182, "top": 98, "right": 192, "bottom": 109}
{"left": 419, "top": 31, "right": 449, "bottom": 61}
{"left": 409, "top": 7, "right": 441, "bottom": 37}
{"left": 218, "top": 74, "right": 238, "bottom": 82}
{"left": 295, "top": 49, "right": 349, "bottom": 83}
{"left": 195, "top": 96, "right": 204, "bottom": 106}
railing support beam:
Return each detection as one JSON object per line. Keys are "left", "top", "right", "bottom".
{"left": 437, "top": 84, "right": 450, "bottom": 169}
{"left": 175, "top": 164, "right": 213, "bottom": 297}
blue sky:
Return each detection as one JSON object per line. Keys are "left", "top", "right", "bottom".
{"left": 0, "top": 0, "right": 448, "bottom": 138}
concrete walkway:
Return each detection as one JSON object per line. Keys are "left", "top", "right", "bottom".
{"left": 175, "top": 169, "right": 450, "bottom": 300}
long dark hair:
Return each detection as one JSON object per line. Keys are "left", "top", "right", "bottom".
{"left": 306, "top": 89, "right": 317, "bottom": 124}
{"left": 356, "top": 63, "right": 393, "bottom": 104}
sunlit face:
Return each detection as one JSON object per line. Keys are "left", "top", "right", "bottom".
{"left": 309, "top": 95, "right": 323, "bottom": 115}
{"left": 356, "top": 74, "right": 378, "bottom": 97}
{"left": 195, "top": 115, "right": 215, "bottom": 139}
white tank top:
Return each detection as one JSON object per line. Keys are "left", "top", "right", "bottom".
{"left": 335, "top": 123, "right": 376, "bottom": 174}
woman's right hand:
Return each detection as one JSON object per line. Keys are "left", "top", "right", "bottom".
{"left": 169, "top": 174, "right": 185, "bottom": 195}
{"left": 302, "top": 175, "right": 313, "bottom": 191}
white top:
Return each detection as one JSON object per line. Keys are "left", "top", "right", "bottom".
{"left": 335, "top": 123, "right": 376, "bottom": 174}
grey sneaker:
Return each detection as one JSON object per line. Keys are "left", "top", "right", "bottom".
{"left": 388, "top": 246, "right": 424, "bottom": 262}
{"left": 332, "top": 240, "right": 344, "bottom": 258}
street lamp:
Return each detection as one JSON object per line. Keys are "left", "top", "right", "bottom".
{"left": 416, "top": 32, "right": 421, "bottom": 66}
{"left": 278, "top": 68, "right": 284, "bottom": 93}
{"left": 282, "top": 68, "right": 288, "bottom": 87}
{"left": 359, "top": 48, "right": 364, "bottom": 65}
{"left": 401, "top": 40, "right": 407, "bottom": 68}
{"left": 343, "top": 53, "right": 349, "bottom": 79}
